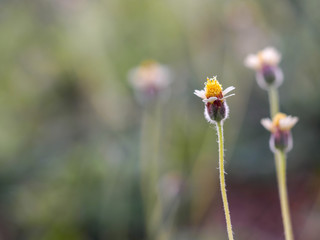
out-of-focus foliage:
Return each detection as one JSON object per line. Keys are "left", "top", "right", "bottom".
{"left": 0, "top": 0, "right": 319, "bottom": 239}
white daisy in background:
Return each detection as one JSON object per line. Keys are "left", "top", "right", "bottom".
{"left": 194, "top": 76, "right": 235, "bottom": 123}
{"left": 261, "top": 113, "right": 298, "bottom": 152}
{"left": 244, "top": 47, "right": 283, "bottom": 89}
{"left": 128, "top": 60, "right": 171, "bottom": 104}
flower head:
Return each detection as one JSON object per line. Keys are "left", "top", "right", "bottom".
{"left": 194, "top": 76, "right": 235, "bottom": 123}
{"left": 261, "top": 113, "right": 298, "bottom": 152}
{"left": 245, "top": 47, "right": 283, "bottom": 89}
{"left": 194, "top": 76, "right": 235, "bottom": 103}
{"left": 245, "top": 47, "right": 281, "bottom": 70}
{"left": 128, "top": 60, "right": 171, "bottom": 104}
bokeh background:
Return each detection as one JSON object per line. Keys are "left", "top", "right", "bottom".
{"left": 0, "top": 0, "right": 320, "bottom": 239}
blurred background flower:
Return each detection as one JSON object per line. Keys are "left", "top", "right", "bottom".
{"left": 128, "top": 60, "right": 171, "bottom": 105}
{"left": 244, "top": 47, "right": 283, "bottom": 90}
{"left": 0, "top": 0, "right": 319, "bottom": 239}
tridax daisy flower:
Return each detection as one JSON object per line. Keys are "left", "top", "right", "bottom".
{"left": 245, "top": 47, "right": 283, "bottom": 90}
{"left": 261, "top": 113, "right": 298, "bottom": 153}
{"left": 194, "top": 76, "right": 235, "bottom": 123}
{"left": 195, "top": 76, "right": 236, "bottom": 239}
{"left": 128, "top": 60, "right": 171, "bottom": 104}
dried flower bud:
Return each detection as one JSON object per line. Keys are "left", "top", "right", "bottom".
{"left": 194, "top": 76, "right": 235, "bottom": 123}
{"left": 245, "top": 47, "right": 283, "bottom": 90}
{"left": 261, "top": 113, "right": 298, "bottom": 153}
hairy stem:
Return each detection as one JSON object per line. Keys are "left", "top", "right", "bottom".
{"left": 216, "top": 121, "right": 234, "bottom": 240}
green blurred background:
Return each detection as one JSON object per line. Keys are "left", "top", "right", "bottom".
{"left": 0, "top": 0, "right": 320, "bottom": 239}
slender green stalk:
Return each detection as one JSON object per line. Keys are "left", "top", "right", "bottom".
{"left": 268, "top": 87, "right": 279, "bottom": 118}
{"left": 216, "top": 121, "right": 234, "bottom": 240}
{"left": 140, "top": 104, "right": 163, "bottom": 240}
{"left": 267, "top": 85, "right": 281, "bottom": 183}
{"left": 276, "top": 150, "right": 294, "bottom": 240}
{"left": 267, "top": 87, "right": 294, "bottom": 240}
{"left": 140, "top": 109, "right": 153, "bottom": 237}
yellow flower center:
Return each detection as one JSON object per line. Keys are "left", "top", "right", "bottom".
{"left": 257, "top": 52, "right": 264, "bottom": 69}
{"left": 140, "top": 59, "right": 157, "bottom": 68}
{"left": 272, "top": 113, "right": 287, "bottom": 127}
{"left": 205, "top": 77, "right": 223, "bottom": 98}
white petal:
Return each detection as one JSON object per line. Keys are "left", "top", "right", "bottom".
{"left": 222, "top": 86, "right": 235, "bottom": 96}
{"left": 261, "top": 118, "right": 273, "bottom": 132}
{"left": 261, "top": 47, "right": 281, "bottom": 66}
{"left": 279, "top": 116, "right": 298, "bottom": 130}
{"left": 202, "top": 97, "right": 217, "bottom": 103}
{"left": 194, "top": 90, "right": 206, "bottom": 99}
{"left": 222, "top": 93, "right": 235, "bottom": 99}
{"left": 291, "top": 116, "right": 299, "bottom": 125}
{"left": 244, "top": 54, "right": 260, "bottom": 70}
{"left": 153, "top": 65, "right": 171, "bottom": 88}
